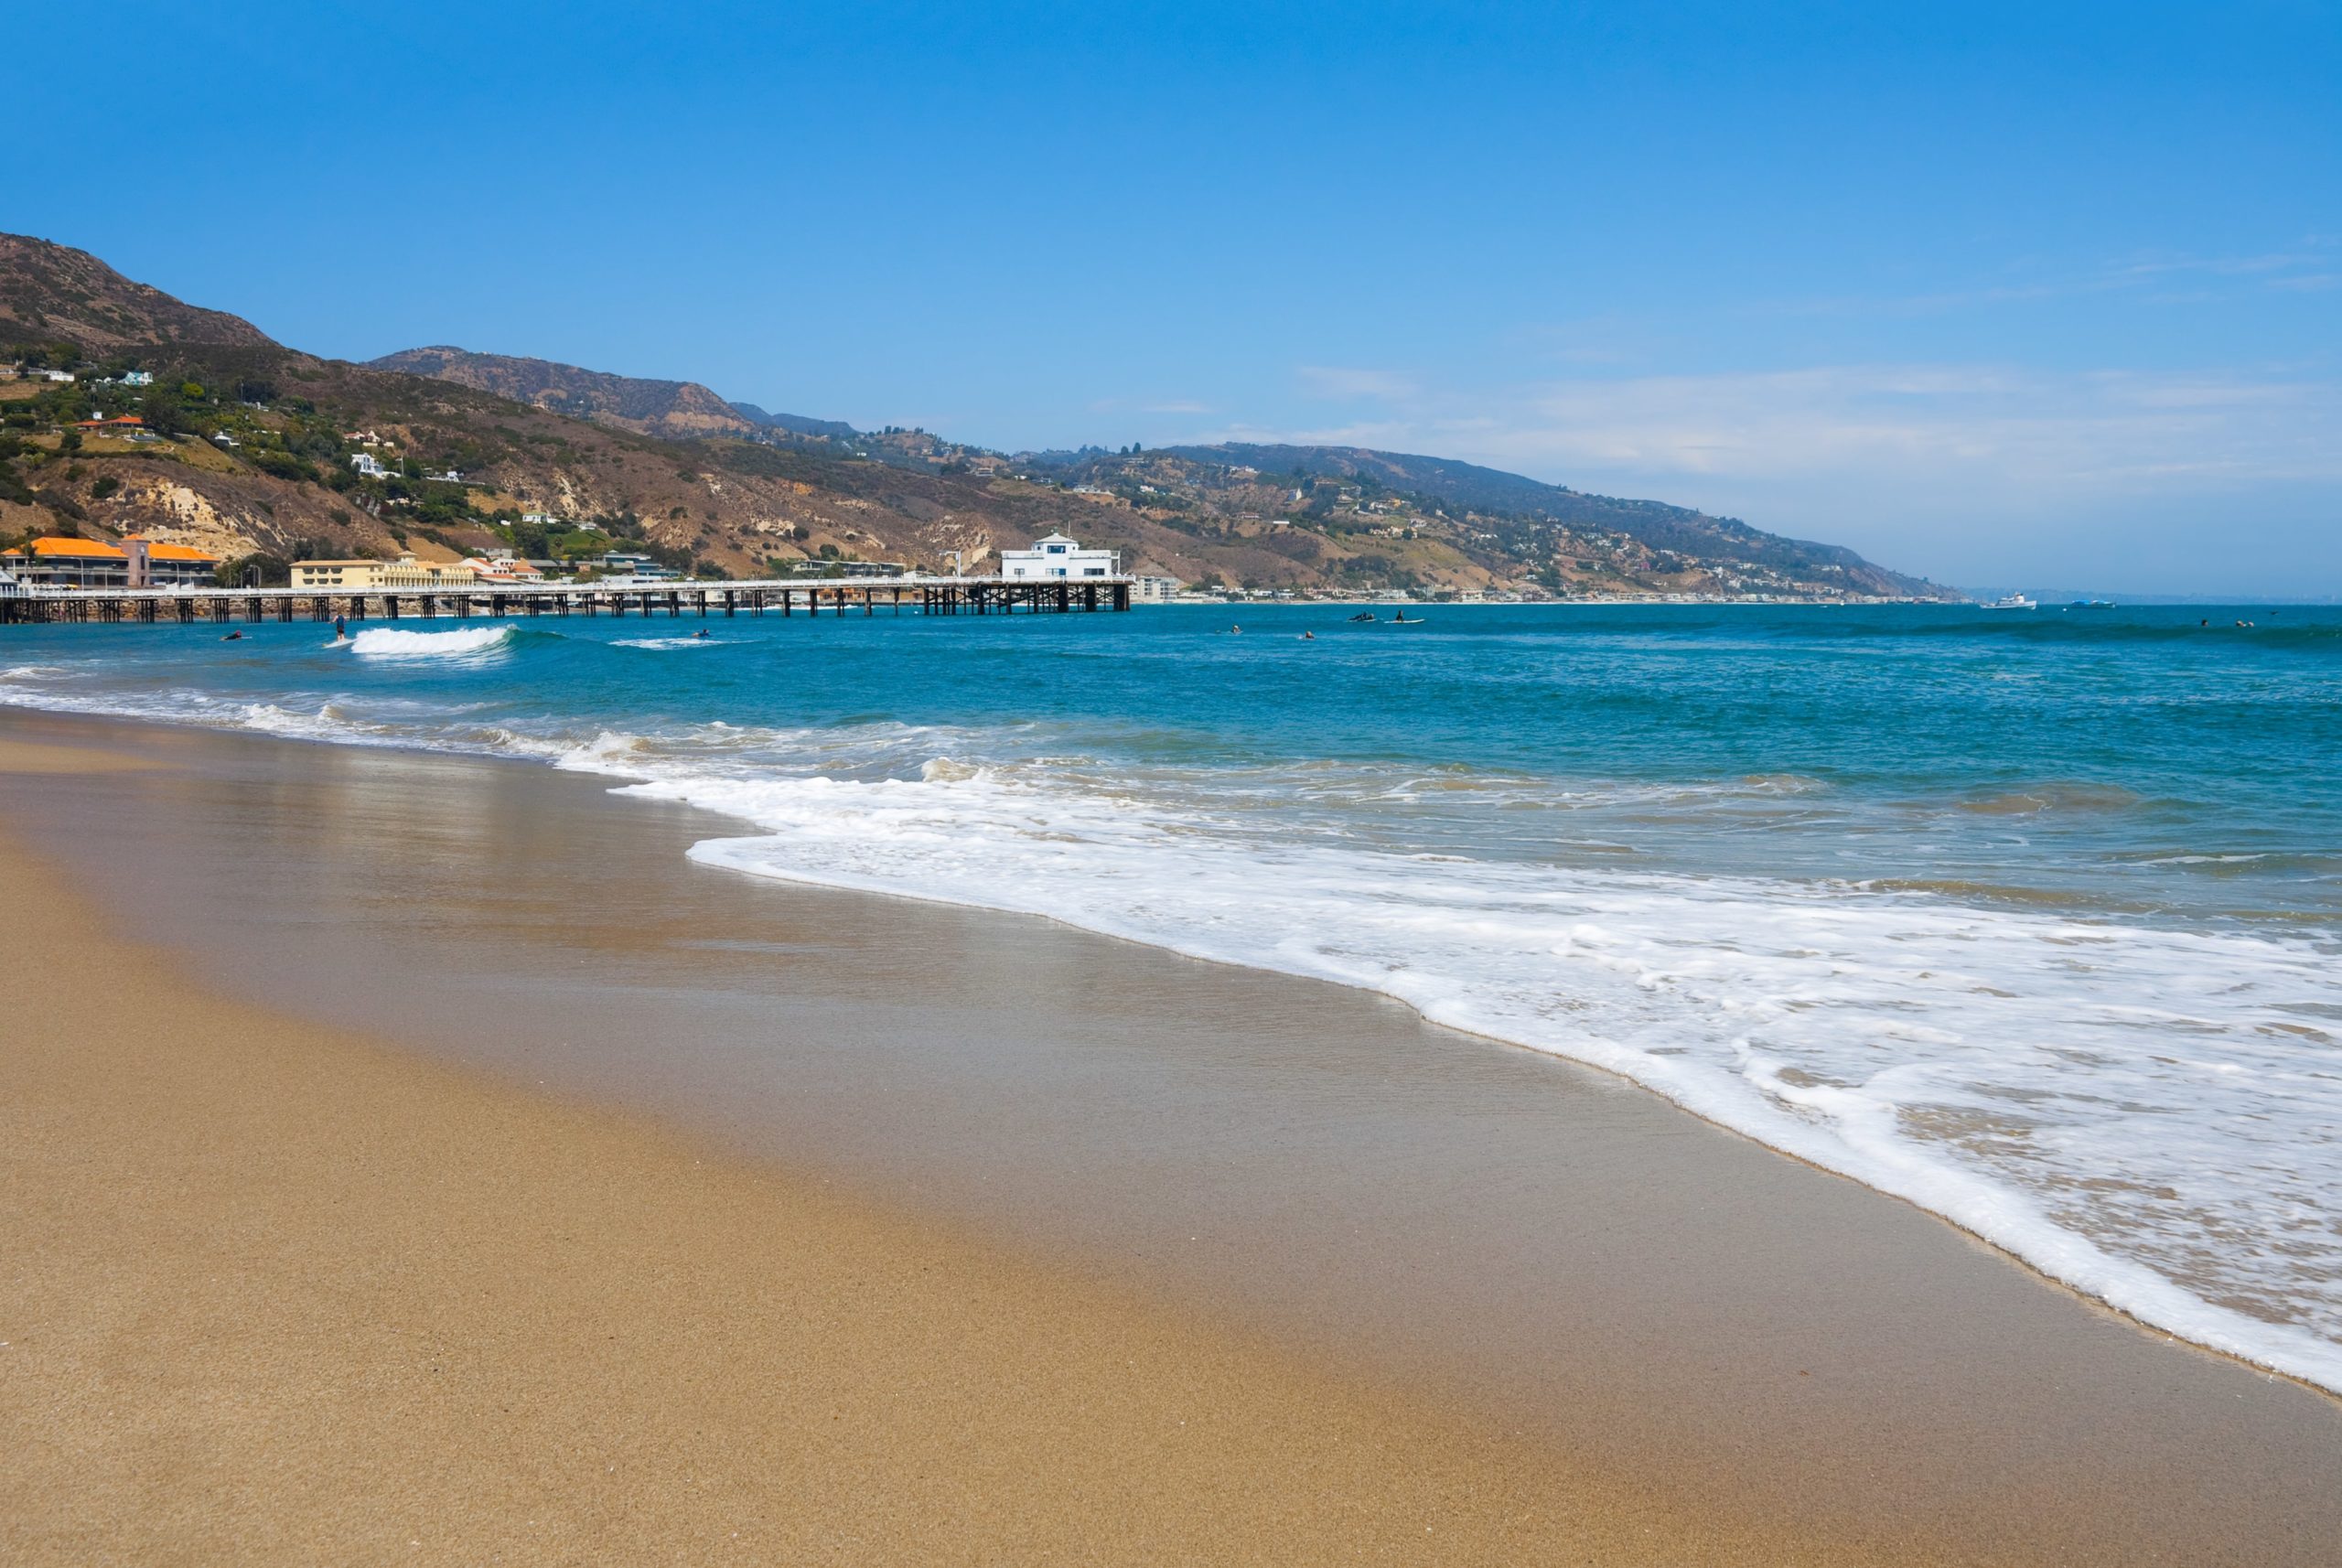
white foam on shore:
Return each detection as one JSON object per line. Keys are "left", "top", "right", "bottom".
{"left": 4, "top": 653, "right": 2339, "bottom": 1394}
{"left": 553, "top": 746, "right": 2342, "bottom": 1395}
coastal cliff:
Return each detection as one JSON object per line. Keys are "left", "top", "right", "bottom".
{"left": 1, "top": 233, "right": 1949, "bottom": 599}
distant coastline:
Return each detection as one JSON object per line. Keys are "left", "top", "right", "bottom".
{"left": 4, "top": 232, "right": 1952, "bottom": 610}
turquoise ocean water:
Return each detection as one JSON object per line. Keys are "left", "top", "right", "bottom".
{"left": 5, "top": 601, "right": 2338, "bottom": 1388}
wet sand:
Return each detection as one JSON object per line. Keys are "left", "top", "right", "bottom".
{"left": 4, "top": 712, "right": 2340, "bottom": 1563}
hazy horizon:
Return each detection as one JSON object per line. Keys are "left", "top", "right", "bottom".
{"left": 7, "top": 2, "right": 2334, "bottom": 595}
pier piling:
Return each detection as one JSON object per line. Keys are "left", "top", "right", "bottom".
{"left": 0, "top": 576, "right": 1136, "bottom": 628}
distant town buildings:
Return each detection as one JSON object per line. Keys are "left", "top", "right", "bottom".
{"left": 1000, "top": 532, "right": 1121, "bottom": 581}
{"left": 595, "top": 552, "right": 681, "bottom": 583}
{"left": 463, "top": 551, "right": 545, "bottom": 584}
{"left": 1130, "top": 574, "right": 1183, "bottom": 604}
{"left": 0, "top": 536, "right": 221, "bottom": 589}
{"left": 288, "top": 553, "right": 480, "bottom": 592}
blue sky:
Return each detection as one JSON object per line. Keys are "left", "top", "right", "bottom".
{"left": 6, "top": 2, "right": 2337, "bottom": 592}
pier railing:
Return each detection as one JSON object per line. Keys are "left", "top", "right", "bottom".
{"left": 0, "top": 575, "right": 1133, "bottom": 626}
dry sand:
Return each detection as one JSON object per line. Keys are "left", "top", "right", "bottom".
{"left": 0, "top": 736, "right": 1805, "bottom": 1566}
{"left": 5, "top": 725, "right": 2340, "bottom": 1566}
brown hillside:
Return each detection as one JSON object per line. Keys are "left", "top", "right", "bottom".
{"left": 0, "top": 232, "right": 1947, "bottom": 600}
{"left": 0, "top": 235, "right": 274, "bottom": 352}
{"left": 370, "top": 347, "right": 759, "bottom": 440}
{"left": 6, "top": 343, "right": 1223, "bottom": 585}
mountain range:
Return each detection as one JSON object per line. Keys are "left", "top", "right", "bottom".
{"left": 0, "top": 232, "right": 1947, "bottom": 600}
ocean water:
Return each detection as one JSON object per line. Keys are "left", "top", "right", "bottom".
{"left": 5, "top": 601, "right": 2339, "bottom": 1391}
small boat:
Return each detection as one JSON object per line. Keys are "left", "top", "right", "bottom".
{"left": 1980, "top": 595, "right": 2036, "bottom": 609}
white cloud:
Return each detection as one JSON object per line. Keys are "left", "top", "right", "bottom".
{"left": 1219, "top": 364, "right": 2342, "bottom": 494}
{"left": 1194, "top": 363, "right": 2342, "bottom": 592}
{"left": 1295, "top": 364, "right": 1419, "bottom": 401}
{"left": 1760, "top": 242, "right": 2342, "bottom": 319}
{"left": 1490, "top": 366, "right": 2342, "bottom": 494}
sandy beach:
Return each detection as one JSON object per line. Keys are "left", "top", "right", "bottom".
{"left": 4, "top": 714, "right": 2339, "bottom": 1564}
{"left": 0, "top": 736, "right": 1713, "bottom": 1564}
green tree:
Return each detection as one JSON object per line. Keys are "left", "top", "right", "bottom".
{"left": 215, "top": 553, "right": 291, "bottom": 588}
{"left": 140, "top": 386, "right": 187, "bottom": 437}
{"left": 252, "top": 450, "right": 320, "bottom": 484}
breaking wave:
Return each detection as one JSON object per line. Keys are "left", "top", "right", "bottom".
{"left": 347, "top": 625, "right": 516, "bottom": 660}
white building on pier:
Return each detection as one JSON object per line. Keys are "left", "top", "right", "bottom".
{"left": 999, "top": 532, "right": 1120, "bottom": 580}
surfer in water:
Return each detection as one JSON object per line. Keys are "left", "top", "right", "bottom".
{"left": 693, "top": 628, "right": 712, "bottom": 639}
{"left": 333, "top": 615, "right": 348, "bottom": 641}
{"left": 220, "top": 630, "right": 242, "bottom": 641}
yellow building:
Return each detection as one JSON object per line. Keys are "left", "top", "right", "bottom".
{"left": 289, "top": 553, "right": 480, "bottom": 591}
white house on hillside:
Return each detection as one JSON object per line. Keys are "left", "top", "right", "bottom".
{"left": 1000, "top": 532, "right": 1120, "bottom": 580}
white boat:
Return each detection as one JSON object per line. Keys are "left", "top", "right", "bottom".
{"left": 1980, "top": 595, "right": 2036, "bottom": 609}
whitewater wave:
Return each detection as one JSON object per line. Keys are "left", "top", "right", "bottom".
{"left": 4, "top": 653, "right": 2340, "bottom": 1394}
{"left": 612, "top": 636, "right": 725, "bottom": 650}
{"left": 539, "top": 745, "right": 2342, "bottom": 1396}
{"left": 348, "top": 626, "right": 516, "bottom": 660}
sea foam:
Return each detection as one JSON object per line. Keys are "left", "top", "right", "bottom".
{"left": 556, "top": 748, "right": 2342, "bottom": 1395}
{"left": 347, "top": 625, "right": 515, "bottom": 660}
{"left": 5, "top": 609, "right": 2341, "bottom": 1395}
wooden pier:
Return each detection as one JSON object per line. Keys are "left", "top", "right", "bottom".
{"left": 0, "top": 576, "right": 1133, "bottom": 627}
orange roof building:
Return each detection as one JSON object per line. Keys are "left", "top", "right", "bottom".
{"left": 1, "top": 535, "right": 221, "bottom": 589}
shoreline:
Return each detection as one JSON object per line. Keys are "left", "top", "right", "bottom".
{"left": 5, "top": 712, "right": 2342, "bottom": 1561}
{"left": 0, "top": 759, "right": 1713, "bottom": 1564}
{"left": 13, "top": 628, "right": 2320, "bottom": 1397}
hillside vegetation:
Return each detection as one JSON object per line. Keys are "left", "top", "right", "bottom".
{"left": 367, "top": 348, "right": 765, "bottom": 441}
{"left": 0, "top": 234, "right": 271, "bottom": 351}
{"left": 0, "top": 233, "right": 1950, "bottom": 599}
